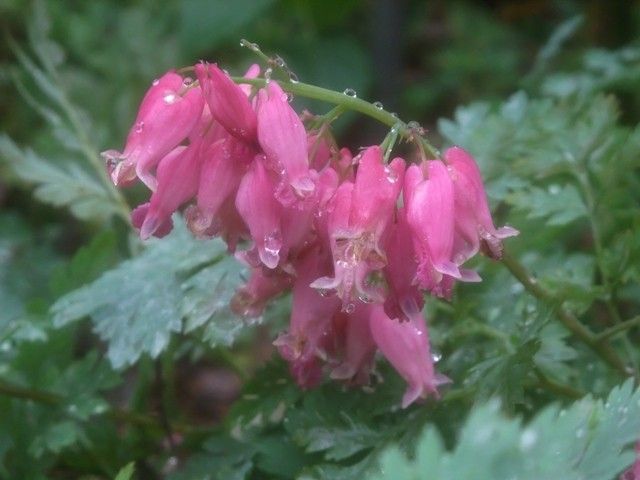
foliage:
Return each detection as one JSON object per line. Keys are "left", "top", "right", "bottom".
{"left": 1, "top": 1, "right": 639, "bottom": 479}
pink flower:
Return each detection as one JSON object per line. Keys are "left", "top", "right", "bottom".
{"left": 311, "top": 146, "right": 404, "bottom": 310}
{"left": 131, "top": 142, "right": 201, "bottom": 239}
{"left": 383, "top": 208, "right": 424, "bottom": 322}
{"left": 230, "top": 267, "right": 292, "bottom": 318}
{"left": 235, "top": 155, "right": 284, "bottom": 269}
{"left": 102, "top": 71, "right": 204, "bottom": 190}
{"left": 369, "top": 304, "right": 446, "bottom": 408}
{"left": 330, "top": 305, "right": 377, "bottom": 385}
{"left": 404, "top": 160, "right": 462, "bottom": 296}
{"left": 195, "top": 62, "right": 257, "bottom": 144}
{"left": 257, "top": 81, "right": 315, "bottom": 198}
{"left": 274, "top": 250, "right": 341, "bottom": 387}
{"left": 186, "top": 137, "right": 252, "bottom": 237}
{"left": 445, "top": 147, "right": 518, "bottom": 261}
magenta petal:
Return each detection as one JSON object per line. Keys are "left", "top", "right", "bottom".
{"left": 188, "top": 138, "right": 250, "bottom": 236}
{"left": 406, "top": 160, "right": 460, "bottom": 293}
{"left": 445, "top": 146, "right": 519, "bottom": 261}
{"left": 235, "top": 155, "right": 284, "bottom": 269}
{"left": 330, "top": 304, "right": 376, "bottom": 384}
{"left": 106, "top": 71, "right": 204, "bottom": 191}
{"left": 195, "top": 63, "right": 257, "bottom": 143}
{"left": 136, "top": 144, "right": 200, "bottom": 240}
{"left": 369, "top": 305, "right": 441, "bottom": 408}
{"left": 257, "top": 81, "right": 314, "bottom": 197}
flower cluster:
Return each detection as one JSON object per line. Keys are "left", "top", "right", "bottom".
{"left": 104, "top": 63, "right": 518, "bottom": 407}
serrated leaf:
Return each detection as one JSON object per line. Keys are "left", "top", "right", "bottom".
{"left": 181, "top": 255, "right": 248, "bottom": 348}
{"left": 50, "top": 220, "right": 246, "bottom": 368}
{"left": 507, "top": 184, "right": 587, "bottom": 226}
{"left": 49, "top": 231, "right": 118, "bottom": 297}
{"left": 371, "top": 380, "right": 640, "bottom": 480}
{"left": 0, "top": 134, "right": 116, "bottom": 222}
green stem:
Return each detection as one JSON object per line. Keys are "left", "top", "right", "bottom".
{"left": 0, "top": 379, "right": 189, "bottom": 432}
{"left": 231, "top": 76, "right": 440, "bottom": 158}
{"left": 501, "top": 250, "right": 631, "bottom": 377}
{"left": 596, "top": 315, "right": 640, "bottom": 342}
{"left": 574, "top": 161, "right": 638, "bottom": 373}
{"left": 533, "top": 368, "right": 584, "bottom": 399}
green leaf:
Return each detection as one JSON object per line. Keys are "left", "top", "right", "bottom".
{"left": 28, "top": 420, "right": 84, "bottom": 458}
{"left": 51, "top": 220, "right": 247, "bottom": 368}
{"left": 371, "top": 380, "right": 640, "bottom": 480}
{"left": 114, "top": 462, "right": 135, "bottom": 480}
{"left": 181, "top": 255, "right": 247, "bottom": 348}
{"left": 49, "top": 231, "right": 118, "bottom": 297}
{"left": 507, "top": 184, "right": 588, "bottom": 226}
{"left": 0, "top": 134, "right": 116, "bottom": 222}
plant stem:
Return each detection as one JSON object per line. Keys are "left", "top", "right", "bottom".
{"left": 0, "top": 379, "right": 189, "bottom": 432}
{"left": 533, "top": 368, "right": 584, "bottom": 399}
{"left": 596, "top": 315, "right": 640, "bottom": 342}
{"left": 501, "top": 250, "right": 631, "bottom": 377}
{"left": 231, "top": 76, "right": 441, "bottom": 158}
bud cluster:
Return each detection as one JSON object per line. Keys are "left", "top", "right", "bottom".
{"left": 104, "top": 63, "right": 518, "bottom": 407}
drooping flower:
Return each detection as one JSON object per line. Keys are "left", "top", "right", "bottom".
{"left": 235, "top": 154, "right": 284, "bottom": 269}
{"left": 102, "top": 71, "right": 204, "bottom": 190}
{"left": 131, "top": 141, "right": 201, "bottom": 239}
{"left": 256, "top": 81, "right": 315, "bottom": 199}
{"left": 404, "top": 160, "right": 462, "bottom": 297}
{"left": 369, "top": 304, "right": 446, "bottom": 408}
{"left": 186, "top": 137, "right": 252, "bottom": 237}
{"left": 445, "top": 146, "right": 519, "bottom": 261}
{"left": 230, "top": 267, "right": 292, "bottom": 318}
{"left": 329, "top": 304, "right": 377, "bottom": 385}
{"left": 383, "top": 208, "right": 424, "bottom": 322}
{"left": 311, "top": 146, "right": 404, "bottom": 310}
{"left": 195, "top": 62, "right": 257, "bottom": 144}
{"left": 274, "top": 249, "right": 341, "bottom": 388}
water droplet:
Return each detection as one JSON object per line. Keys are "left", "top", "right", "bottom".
{"left": 519, "top": 428, "right": 538, "bottom": 450}
{"left": 318, "top": 289, "right": 331, "bottom": 297}
{"left": 343, "top": 88, "right": 357, "bottom": 98}
{"left": 407, "top": 120, "right": 420, "bottom": 129}
{"left": 281, "top": 92, "right": 293, "bottom": 102}
{"left": 264, "top": 67, "right": 273, "bottom": 82}
{"left": 358, "top": 294, "right": 373, "bottom": 304}
{"left": 344, "top": 303, "right": 355, "bottom": 314}
{"left": 390, "top": 112, "right": 399, "bottom": 119}
{"left": 384, "top": 165, "right": 398, "bottom": 183}
{"left": 373, "top": 101, "right": 384, "bottom": 110}
{"left": 240, "top": 39, "right": 260, "bottom": 51}
{"left": 264, "top": 230, "right": 282, "bottom": 255}
{"left": 152, "top": 78, "right": 159, "bottom": 86}
{"left": 163, "top": 93, "right": 177, "bottom": 104}
{"left": 431, "top": 351, "right": 442, "bottom": 363}
{"left": 289, "top": 72, "right": 299, "bottom": 84}
{"left": 273, "top": 55, "right": 286, "bottom": 68}
{"left": 182, "top": 77, "right": 193, "bottom": 87}
{"left": 135, "top": 121, "right": 145, "bottom": 133}
{"left": 548, "top": 184, "right": 561, "bottom": 195}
